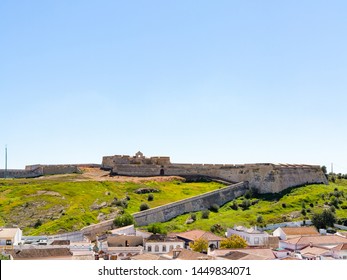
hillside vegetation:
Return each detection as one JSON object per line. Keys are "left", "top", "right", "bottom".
{"left": 2, "top": 171, "right": 347, "bottom": 237}
{"left": 0, "top": 174, "right": 223, "bottom": 235}
{"left": 158, "top": 179, "right": 347, "bottom": 234}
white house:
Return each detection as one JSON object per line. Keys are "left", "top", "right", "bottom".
{"left": 0, "top": 228, "right": 22, "bottom": 250}
{"left": 174, "top": 230, "right": 225, "bottom": 250}
{"left": 144, "top": 234, "right": 184, "bottom": 254}
{"left": 226, "top": 226, "right": 269, "bottom": 247}
{"left": 273, "top": 226, "right": 319, "bottom": 240}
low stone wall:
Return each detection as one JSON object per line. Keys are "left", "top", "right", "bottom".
{"left": 0, "top": 168, "right": 42, "bottom": 178}
{"left": 133, "top": 182, "right": 249, "bottom": 226}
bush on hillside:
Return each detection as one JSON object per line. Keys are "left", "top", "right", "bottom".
{"left": 201, "top": 210, "right": 210, "bottom": 219}
{"left": 140, "top": 203, "right": 150, "bottom": 211}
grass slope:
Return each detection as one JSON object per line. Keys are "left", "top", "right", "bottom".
{"left": 159, "top": 179, "right": 347, "bottom": 234}
{"left": 0, "top": 176, "right": 223, "bottom": 235}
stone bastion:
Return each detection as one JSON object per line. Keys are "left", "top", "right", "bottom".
{"left": 102, "top": 152, "right": 328, "bottom": 194}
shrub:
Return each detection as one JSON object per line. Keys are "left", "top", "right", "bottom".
{"left": 309, "top": 203, "right": 314, "bottom": 208}
{"left": 147, "top": 194, "right": 154, "bottom": 201}
{"left": 330, "top": 197, "right": 339, "bottom": 208}
{"left": 147, "top": 223, "right": 167, "bottom": 234}
{"left": 140, "top": 203, "right": 150, "bottom": 211}
{"left": 210, "top": 224, "right": 225, "bottom": 234}
{"left": 282, "top": 203, "right": 287, "bottom": 208}
{"left": 312, "top": 209, "right": 336, "bottom": 229}
{"left": 251, "top": 199, "right": 259, "bottom": 205}
{"left": 210, "top": 204, "right": 220, "bottom": 212}
{"left": 190, "top": 213, "right": 197, "bottom": 221}
{"left": 256, "top": 215, "right": 264, "bottom": 224}
{"left": 230, "top": 201, "right": 238, "bottom": 210}
{"left": 201, "top": 210, "right": 210, "bottom": 219}
{"left": 301, "top": 209, "right": 306, "bottom": 216}
{"left": 34, "top": 219, "right": 42, "bottom": 228}
{"left": 114, "top": 213, "right": 134, "bottom": 227}
{"left": 221, "top": 235, "right": 247, "bottom": 249}
{"left": 113, "top": 198, "right": 128, "bottom": 208}
{"left": 189, "top": 238, "right": 208, "bottom": 253}
{"left": 240, "top": 199, "right": 251, "bottom": 210}
{"left": 244, "top": 190, "right": 252, "bottom": 199}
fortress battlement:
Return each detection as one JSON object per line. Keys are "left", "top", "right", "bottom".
{"left": 102, "top": 152, "right": 328, "bottom": 193}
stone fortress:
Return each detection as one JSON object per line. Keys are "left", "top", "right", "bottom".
{"left": 0, "top": 151, "right": 329, "bottom": 226}
{"left": 102, "top": 151, "right": 328, "bottom": 194}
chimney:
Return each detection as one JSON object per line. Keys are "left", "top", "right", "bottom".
{"left": 172, "top": 249, "right": 180, "bottom": 259}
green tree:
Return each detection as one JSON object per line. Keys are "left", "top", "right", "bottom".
{"left": 221, "top": 235, "right": 247, "bottom": 249}
{"left": 256, "top": 215, "right": 264, "bottom": 224}
{"left": 113, "top": 212, "right": 135, "bottom": 227}
{"left": 321, "top": 165, "right": 327, "bottom": 174}
{"left": 189, "top": 237, "right": 208, "bottom": 253}
{"left": 311, "top": 209, "right": 336, "bottom": 230}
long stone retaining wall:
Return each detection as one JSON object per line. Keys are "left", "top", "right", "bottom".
{"left": 133, "top": 181, "right": 249, "bottom": 226}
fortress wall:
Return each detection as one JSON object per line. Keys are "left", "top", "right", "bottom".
{"left": 108, "top": 160, "right": 327, "bottom": 194}
{"left": 40, "top": 165, "right": 81, "bottom": 175}
{"left": 273, "top": 166, "right": 328, "bottom": 193}
{"left": 0, "top": 169, "right": 42, "bottom": 178}
{"left": 133, "top": 182, "right": 249, "bottom": 226}
{"left": 112, "top": 165, "right": 162, "bottom": 176}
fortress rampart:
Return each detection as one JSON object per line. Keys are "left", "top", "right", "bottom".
{"left": 0, "top": 164, "right": 81, "bottom": 178}
{"left": 102, "top": 152, "right": 328, "bottom": 193}
{"left": 133, "top": 181, "right": 249, "bottom": 226}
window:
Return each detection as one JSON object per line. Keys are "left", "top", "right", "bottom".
{"left": 254, "top": 237, "right": 259, "bottom": 245}
{"left": 155, "top": 245, "right": 159, "bottom": 252}
{"left": 162, "top": 245, "right": 166, "bottom": 252}
{"left": 147, "top": 245, "right": 152, "bottom": 252}
{"left": 6, "top": 240, "right": 12, "bottom": 246}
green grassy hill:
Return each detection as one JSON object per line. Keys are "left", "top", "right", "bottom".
{"left": 158, "top": 179, "right": 347, "bottom": 234}
{"left": 0, "top": 175, "right": 223, "bottom": 235}
{"left": 1, "top": 173, "right": 347, "bottom": 236}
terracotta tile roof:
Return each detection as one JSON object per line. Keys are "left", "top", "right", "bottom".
{"left": 210, "top": 248, "right": 276, "bottom": 260}
{"left": 221, "top": 251, "right": 248, "bottom": 260}
{"left": 174, "top": 230, "right": 224, "bottom": 241}
{"left": 130, "top": 253, "right": 164, "bottom": 260}
{"left": 165, "top": 248, "right": 212, "bottom": 260}
{"left": 300, "top": 246, "right": 330, "bottom": 256}
{"left": 50, "top": 240, "right": 70, "bottom": 245}
{"left": 281, "top": 227, "right": 319, "bottom": 236}
{"left": 284, "top": 235, "right": 347, "bottom": 246}
{"left": 7, "top": 248, "right": 72, "bottom": 260}
{"left": 332, "top": 243, "right": 347, "bottom": 251}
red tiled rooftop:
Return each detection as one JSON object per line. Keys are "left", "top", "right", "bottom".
{"left": 281, "top": 226, "right": 319, "bottom": 236}
{"left": 174, "top": 230, "right": 225, "bottom": 241}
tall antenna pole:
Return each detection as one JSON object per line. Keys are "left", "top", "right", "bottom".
{"left": 4, "top": 145, "right": 7, "bottom": 179}
{"left": 331, "top": 162, "right": 333, "bottom": 174}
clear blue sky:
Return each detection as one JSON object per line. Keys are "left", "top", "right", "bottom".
{"left": 1, "top": 1, "right": 346, "bottom": 173}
